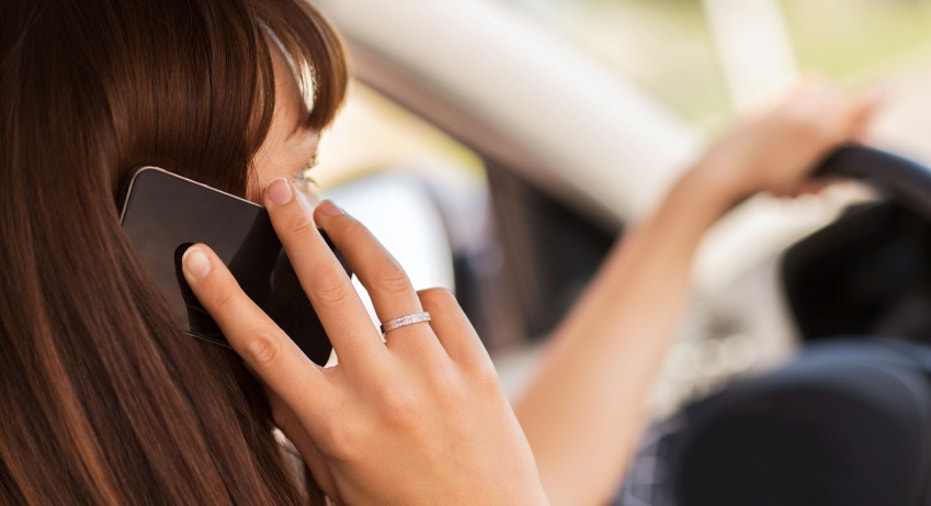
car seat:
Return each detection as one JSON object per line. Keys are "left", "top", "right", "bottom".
{"left": 670, "top": 339, "right": 931, "bottom": 506}
{"left": 617, "top": 147, "right": 931, "bottom": 506}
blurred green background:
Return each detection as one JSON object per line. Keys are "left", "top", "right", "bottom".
{"left": 508, "top": 0, "right": 931, "bottom": 128}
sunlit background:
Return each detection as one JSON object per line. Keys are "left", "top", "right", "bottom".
{"left": 315, "top": 0, "right": 931, "bottom": 184}
{"left": 510, "top": 0, "right": 931, "bottom": 125}
{"left": 309, "top": 0, "right": 931, "bottom": 410}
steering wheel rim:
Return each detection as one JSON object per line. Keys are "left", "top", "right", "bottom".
{"left": 781, "top": 145, "right": 931, "bottom": 343}
{"left": 816, "top": 145, "right": 931, "bottom": 219}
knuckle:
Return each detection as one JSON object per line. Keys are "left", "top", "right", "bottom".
{"left": 782, "top": 110, "right": 834, "bottom": 144}
{"left": 433, "top": 365, "right": 498, "bottom": 410}
{"left": 311, "top": 271, "right": 351, "bottom": 306}
{"left": 473, "top": 365, "right": 504, "bottom": 394}
{"left": 453, "top": 366, "right": 500, "bottom": 403}
{"left": 242, "top": 331, "right": 283, "bottom": 367}
{"left": 198, "top": 276, "right": 242, "bottom": 316}
{"left": 371, "top": 263, "right": 412, "bottom": 294}
{"left": 283, "top": 211, "right": 318, "bottom": 239}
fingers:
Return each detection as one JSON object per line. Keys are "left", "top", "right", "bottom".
{"left": 798, "top": 78, "right": 884, "bottom": 142}
{"left": 776, "top": 178, "right": 835, "bottom": 198}
{"left": 417, "top": 287, "right": 492, "bottom": 369}
{"left": 180, "top": 244, "right": 333, "bottom": 424}
{"left": 312, "top": 200, "right": 442, "bottom": 358}
{"left": 305, "top": 199, "right": 479, "bottom": 365}
{"left": 263, "top": 178, "right": 387, "bottom": 363}
{"left": 311, "top": 201, "right": 424, "bottom": 325}
{"left": 266, "top": 179, "right": 438, "bottom": 361}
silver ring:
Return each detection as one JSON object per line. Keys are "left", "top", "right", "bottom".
{"left": 380, "top": 311, "right": 432, "bottom": 334}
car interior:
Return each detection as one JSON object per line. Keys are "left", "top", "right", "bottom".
{"left": 310, "top": 0, "right": 931, "bottom": 503}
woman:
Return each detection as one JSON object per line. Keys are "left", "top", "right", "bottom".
{"left": 2, "top": 0, "right": 348, "bottom": 503}
{"left": 3, "top": 0, "right": 544, "bottom": 503}
{"left": 2, "top": 0, "right": 879, "bottom": 504}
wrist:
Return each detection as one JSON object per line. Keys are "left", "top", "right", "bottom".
{"left": 688, "top": 149, "right": 758, "bottom": 204}
{"left": 662, "top": 162, "right": 748, "bottom": 229}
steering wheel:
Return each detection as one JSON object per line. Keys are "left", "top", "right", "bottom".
{"left": 816, "top": 145, "right": 931, "bottom": 219}
{"left": 629, "top": 146, "right": 931, "bottom": 506}
{"left": 782, "top": 146, "right": 931, "bottom": 343}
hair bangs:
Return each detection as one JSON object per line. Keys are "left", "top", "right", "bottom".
{"left": 255, "top": 0, "right": 349, "bottom": 132}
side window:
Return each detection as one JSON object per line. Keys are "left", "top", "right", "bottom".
{"left": 314, "top": 82, "right": 618, "bottom": 350}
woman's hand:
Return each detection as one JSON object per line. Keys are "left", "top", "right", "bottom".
{"left": 691, "top": 77, "right": 884, "bottom": 205}
{"left": 180, "top": 179, "right": 547, "bottom": 505}
{"left": 512, "top": 77, "right": 884, "bottom": 505}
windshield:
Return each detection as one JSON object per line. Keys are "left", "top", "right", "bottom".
{"left": 501, "top": 0, "right": 931, "bottom": 138}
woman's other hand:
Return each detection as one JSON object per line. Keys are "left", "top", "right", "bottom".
{"left": 511, "top": 77, "right": 883, "bottom": 506}
{"left": 181, "top": 179, "right": 548, "bottom": 505}
{"left": 691, "top": 77, "right": 884, "bottom": 204}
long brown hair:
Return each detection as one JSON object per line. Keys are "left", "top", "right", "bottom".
{"left": 1, "top": 0, "right": 346, "bottom": 503}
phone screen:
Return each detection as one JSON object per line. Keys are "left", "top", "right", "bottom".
{"left": 119, "top": 167, "right": 338, "bottom": 366}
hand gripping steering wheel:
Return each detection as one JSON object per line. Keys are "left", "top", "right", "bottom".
{"left": 667, "top": 146, "right": 931, "bottom": 506}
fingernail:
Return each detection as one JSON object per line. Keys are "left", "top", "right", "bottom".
{"left": 266, "top": 178, "right": 293, "bottom": 205}
{"left": 182, "top": 246, "right": 212, "bottom": 279}
{"left": 316, "top": 200, "right": 344, "bottom": 217}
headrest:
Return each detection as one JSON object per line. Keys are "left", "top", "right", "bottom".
{"left": 671, "top": 340, "right": 931, "bottom": 506}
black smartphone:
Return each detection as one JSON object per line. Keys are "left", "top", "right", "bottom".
{"left": 119, "top": 166, "right": 342, "bottom": 366}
